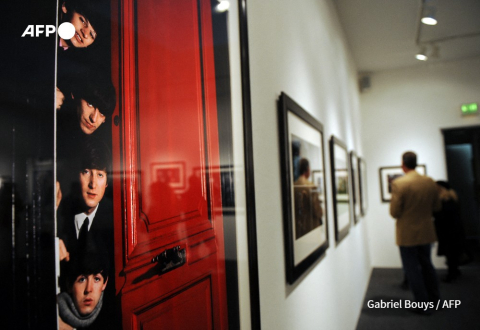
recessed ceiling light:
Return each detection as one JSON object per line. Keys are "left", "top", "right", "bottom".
{"left": 416, "top": 47, "right": 428, "bottom": 61}
{"left": 421, "top": 6, "right": 437, "bottom": 25}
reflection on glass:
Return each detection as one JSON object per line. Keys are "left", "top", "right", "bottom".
{"left": 281, "top": 93, "right": 329, "bottom": 283}
{"left": 293, "top": 158, "right": 323, "bottom": 239}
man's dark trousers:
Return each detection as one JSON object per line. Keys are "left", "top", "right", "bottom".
{"left": 400, "top": 244, "right": 440, "bottom": 303}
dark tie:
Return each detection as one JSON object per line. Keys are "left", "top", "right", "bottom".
{"left": 78, "top": 217, "right": 90, "bottom": 242}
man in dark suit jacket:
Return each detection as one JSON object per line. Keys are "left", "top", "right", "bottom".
{"left": 58, "top": 137, "right": 113, "bottom": 262}
{"left": 59, "top": 195, "right": 113, "bottom": 265}
{"left": 390, "top": 151, "right": 441, "bottom": 313}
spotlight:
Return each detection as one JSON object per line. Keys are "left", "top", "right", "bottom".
{"left": 415, "top": 47, "right": 428, "bottom": 61}
{"left": 216, "top": 0, "right": 230, "bottom": 12}
{"left": 421, "top": 5, "right": 437, "bottom": 25}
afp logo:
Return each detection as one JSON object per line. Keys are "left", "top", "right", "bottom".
{"left": 22, "top": 22, "right": 75, "bottom": 39}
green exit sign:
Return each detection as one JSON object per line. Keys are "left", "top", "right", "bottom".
{"left": 461, "top": 103, "right": 478, "bottom": 115}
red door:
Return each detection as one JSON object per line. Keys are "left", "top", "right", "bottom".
{"left": 111, "top": 0, "right": 228, "bottom": 328}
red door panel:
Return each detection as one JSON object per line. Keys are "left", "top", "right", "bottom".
{"left": 137, "top": 0, "right": 208, "bottom": 225}
{"left": 111, "top": 0, "right": 228, "bottom": 328}
{"left": 133, "top": 277, "right": 213, "bottom": 330}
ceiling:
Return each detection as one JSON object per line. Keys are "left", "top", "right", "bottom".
{"left": 334, "top": 0, "right": 480, "bottom": 73}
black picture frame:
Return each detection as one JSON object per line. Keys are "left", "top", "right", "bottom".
{"left": 279, "top": 92, "right": 329, "bottom": 284}
{"left": 358, "top": 157, "right": 368, "bottom": 216}
{"left": 237, "top": 0, "right": 261, "bottom": 327}
{"left": 349, "top": 151, "right": 361, "bottom": 224}
{"left": 329, "top": 136, "right": 351, "bottom": 243}
{"left": 379, "top": 164, "right": 427, "bottom": 202}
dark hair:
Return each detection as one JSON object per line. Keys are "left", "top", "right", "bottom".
{"left": 62, "top": 0, "right": 104, "bottom": 35}
{"left": 71, "top": 68, "right": 116, "bottom": 117}
{"left": 79, "top": 136, "right": 112, "bottom": 175}
{"left": 402, "top": 151, "right": 417, "bottom": 169}
{"left": 65, "top": 238, "right": 110, "bottom": 288}
{"left": 436, "top": 180, "right": 451, "bottom": 190}
{"left": 66, "top": 253, "right": 109, "bottom": 287}
{"left": 298, "top": 158, "right": 310, "bottom": 175}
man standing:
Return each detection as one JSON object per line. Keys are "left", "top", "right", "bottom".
{"left": 390, "top": 151, "right": 441, "bottom": 313}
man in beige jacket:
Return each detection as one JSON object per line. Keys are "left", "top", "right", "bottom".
{"left": 390, "top": 151, "right": 441, "bottom": 312}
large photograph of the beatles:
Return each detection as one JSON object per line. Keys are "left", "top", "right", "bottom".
{"left": 54, "top": 0, "right": 116, "bottom": 328}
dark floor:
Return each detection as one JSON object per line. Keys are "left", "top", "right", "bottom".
{"left": 356, "top": 241, "right": 480, "bottom": 330}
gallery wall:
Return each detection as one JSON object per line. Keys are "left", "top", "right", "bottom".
{"left": 247, "top": 1, "right": 371, "bottom": 329}
{"left": 360, "top": 57, "right": 480, "bottom": 268}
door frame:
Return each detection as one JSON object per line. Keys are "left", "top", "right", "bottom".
{"left": 442, "top": 125, "right": 480, "bottom": 239}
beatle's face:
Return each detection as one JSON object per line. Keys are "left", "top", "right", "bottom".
{"left": 62, "top": 4, "right": 97, "bottom": 48}
{"left": 80, "top": 168, "right": 108, "bottom": 214}
{"left": 77, "top": 99, "right": 106, "bottom": 135}
{"left": 72, "top": 273, "right": 107, "bottom": 316}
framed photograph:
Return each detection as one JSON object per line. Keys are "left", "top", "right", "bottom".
{"left": 279, "top": 92, "right": 329, "bottom": 284}
{"left": 358, "top": 157, "right": 368, "bottom": 216}
{"left": 379, "top": 165, "right": 427, "bottom": 202}
{"left": 330, "top": 136, "right": 351, "bottom": 243}
{"left": 350, "top": 151, "right": 361, "bottom": 224}
{"left": 151, "top": 162, "right": 186, "bottom": 190}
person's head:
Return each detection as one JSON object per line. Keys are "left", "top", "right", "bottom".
{"left": 71, "top": 70, "right": 116, "bottom": 135}
{"left": 60, "top": 0, "right": 102, "bottom": 48}
{"left": 298, "top": 158, "right": 310, "bottom": 178}
{"left": 436, "top": 180, "right": 458, "bottom": 201}
{"left": 78, "top": 137, "right": 111, "bottom": 214}
{"left": 66, "top": 241, "right": 109, "bottom": 316}
{"left": 402, "top": 151, "right": 417, "bottom": 172}
{"left": 71, "top": 272, "right": 107, "bottom": 315}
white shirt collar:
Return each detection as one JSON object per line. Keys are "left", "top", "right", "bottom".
{"left": 74, "top": 203, "right": 99, "bottom": 238}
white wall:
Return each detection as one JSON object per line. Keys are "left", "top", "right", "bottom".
{"left": 247, "top": 1, "right": 371, "bottom": 329}
{"left": 361, "top": 57, "right": 480, "bottom": 268}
